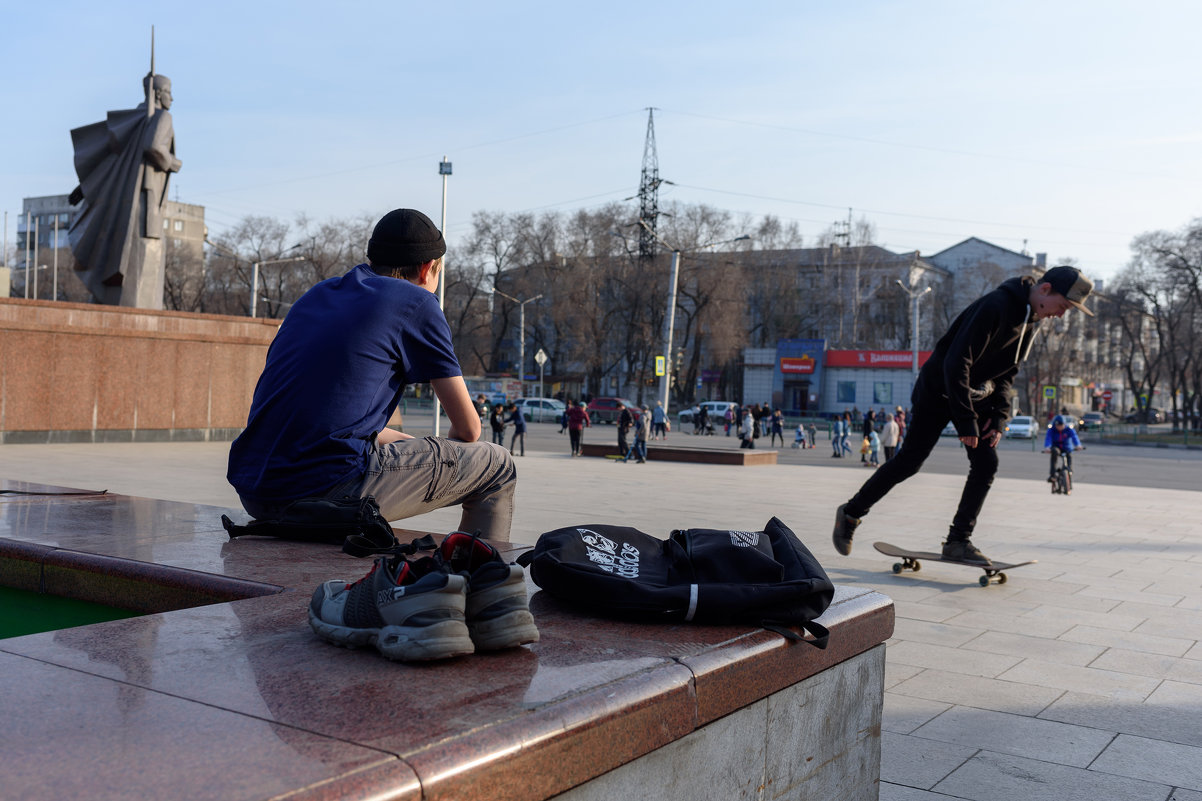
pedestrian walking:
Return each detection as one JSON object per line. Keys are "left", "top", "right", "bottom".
{"left": 489, "top": 403, "right": 506, "bottom": 446}
{"left": 880, "top": 413, "right": 899, "bottom": 462}
{"left": 506, "top": 402, "right": 527, "bottom": 456}
{"left": 566, "top": 398, "right": 590, "bottom": 456}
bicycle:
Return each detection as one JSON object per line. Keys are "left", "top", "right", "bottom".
{"left": 1043, "top": 446, "right": 1082, "bottom": 496}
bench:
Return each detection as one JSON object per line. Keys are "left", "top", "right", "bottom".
{"left": 0, "top": 479, "right": 892, "bottom": 800}
{"left": 579, "top": 441, "right": 778, "bottom": 465}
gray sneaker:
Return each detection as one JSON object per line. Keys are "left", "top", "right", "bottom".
{"left": 308, "top": 554, "right": 475, "bottom": 662}
{"left": 942, "top": 539, "right": 992, "bottom": 566}
{"left": 832, "top": 503, "right": 861, "bottom": 556}
{"left": 435, "top": 531, "right": 540, "bottom": 651}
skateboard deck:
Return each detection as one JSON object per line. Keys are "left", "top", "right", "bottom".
{"left": 873, "top": 541, "right": 1037, "bottom": 586}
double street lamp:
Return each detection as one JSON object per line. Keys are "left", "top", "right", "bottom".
{"left": 251, "top": 252, "right": 306, "bottom": 318}
{"left": 896, "top": 278, "right": 933, "bottom": 388}
{"left": 638, "top": 223, "right": 750, "bottom": 412}
{"left": 493, "top": 288, "right": 543, "bottom": 395}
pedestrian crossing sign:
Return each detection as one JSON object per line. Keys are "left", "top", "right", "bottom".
{"left": 655, "top": 356, "right": 665, "bottom": 377}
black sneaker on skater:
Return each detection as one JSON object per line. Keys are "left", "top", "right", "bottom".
{"left": 941, "top": 539, "right": 992, "bottom": 566}
{"left": 435, "top": 531, "right": 540, "bottom": 651}
{"left": 832, "top": 503, "right": 861, "bottom": 556}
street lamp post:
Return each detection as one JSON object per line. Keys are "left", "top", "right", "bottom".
{"left": 433, "top": 156, "right": 452, "bottom": 436}
{"left": 896, "top": 278, "right": 932, "bottom": 391}
{"left": 493, "top": 289, "right": 543, "bottom": 396}
{"left": 637, "top": 223, "right": 750, "bottom": 413}
{"left": 250, "top": 254, "right": 305, "bottom": 318}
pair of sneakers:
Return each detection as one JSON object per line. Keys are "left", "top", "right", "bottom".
{"left": 308, "top": 531, "right": 540, "bottom": 662}
{"left": 832, "top": 503, "right": 992, "bottom": 565}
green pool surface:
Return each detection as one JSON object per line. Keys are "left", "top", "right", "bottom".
{"left": 0, "top": 586, "right": 141, "bottom": 639}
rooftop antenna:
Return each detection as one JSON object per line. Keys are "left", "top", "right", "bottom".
{"left": 637, "top": 108, "right": 662, "bottom": 261}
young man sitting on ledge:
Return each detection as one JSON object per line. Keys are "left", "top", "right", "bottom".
{"left": 228, "top": 208, "right": 533, "bottom": 661}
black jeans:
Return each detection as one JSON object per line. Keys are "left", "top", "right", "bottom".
{"left": 1050, "top": 447, "right": 1072, "bottom": 475}
{"left": 845, "top": 398, "right": 999, "bottom": 540}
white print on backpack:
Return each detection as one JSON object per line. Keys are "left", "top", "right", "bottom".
{"left": 729, "top": 530, "right": 760, "bottom": 548}
{"left": 577, "top": 528, "right": 640, "bottom": 577}
{"left": 579, "top": 529, "right": 617, "bottom": 554}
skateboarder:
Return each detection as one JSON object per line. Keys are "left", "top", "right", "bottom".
{"left": 832, "top": 266, "right": 1095, "bottom": 565}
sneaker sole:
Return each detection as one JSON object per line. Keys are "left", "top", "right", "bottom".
{"left": 308, "top": 611, "right": 475, "bottom": 662}
{"left": 468, "top": 609, "right": 540, "bottom": 651}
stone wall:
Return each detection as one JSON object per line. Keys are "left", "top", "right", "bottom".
{"left": 0, "top": 297, "right": 279, "bottom": 444}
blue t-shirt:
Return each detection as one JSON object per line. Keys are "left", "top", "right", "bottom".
{"left": 228, "top": 264, "right": 462, "bottom": 503}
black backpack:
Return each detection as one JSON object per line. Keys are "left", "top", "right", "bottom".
{"left": 515, "top": 516, "right": 833, "bottom": 648}
{"left": 221, "top": 495, "right": 397, "bottom": 554}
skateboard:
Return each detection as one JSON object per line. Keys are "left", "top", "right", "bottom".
{"left": 872, "top": 541, "right": 1037, "bottom": 587}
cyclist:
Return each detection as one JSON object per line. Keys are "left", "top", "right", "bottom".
{"left": 1042, "top": 414, "right": 1083, "bottom": 481}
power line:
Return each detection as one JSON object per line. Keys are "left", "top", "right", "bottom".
{"left": 662, "top": 108, "right": 1184, "bottom": 183}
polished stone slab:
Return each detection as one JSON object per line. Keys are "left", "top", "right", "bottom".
{"left": 0, "top": 484, "right": 893, "bottom": 801}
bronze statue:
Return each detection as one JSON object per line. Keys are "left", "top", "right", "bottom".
{"left": 68, "top": 43, "right": 181, "bottom": 309}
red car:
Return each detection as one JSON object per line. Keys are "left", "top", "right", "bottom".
{"left": 585, "top": 397, "right": 639, "bottom": 425}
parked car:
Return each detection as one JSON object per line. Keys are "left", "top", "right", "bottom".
{"left": 1003, "top": 416, "right": 1036, "bottom": 438}
{"left": 1079, "top": 412, "right": 1105, "bottom": 430}
{"left": 1124, "top": 407, "right": 1165, "bottom": 424}
{"left": 513, "top": 397, "right": 566, "bottom": 423}
{"left": 585, "top": 397, "right": 638, "bottom": 425}
{"left": 679, "top": 401, "right": 738, "bottom": 428}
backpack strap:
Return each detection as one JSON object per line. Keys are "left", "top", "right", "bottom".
{"left": 761, "top": 619, "right": 830, "bottom": 649}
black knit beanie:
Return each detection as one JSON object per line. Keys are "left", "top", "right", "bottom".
{"left": 366, "top": 209, "right": 446, "bottom": 266}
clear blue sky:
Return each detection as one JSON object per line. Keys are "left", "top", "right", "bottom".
{"left": 5, "top": 0, "right": 1201, "bottom": 282}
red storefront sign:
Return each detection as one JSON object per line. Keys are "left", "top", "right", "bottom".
{"left": 780, "top": 356, "right": 816, "bottom": 374}
{"left": 825, "top": 350, "right": 933, "bottom": 369}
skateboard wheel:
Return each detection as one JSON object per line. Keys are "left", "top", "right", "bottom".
{"left": 998, "top": 572, "right": 1008, "bottom": 584}
{"left": 892, "top": 563, "right": 903, "bottom": 574}
{"left": 912, "top": 561, "right": 921, "bottom": 572}
{"left": 978, "top": 575, "right": 990, "bottom": 587}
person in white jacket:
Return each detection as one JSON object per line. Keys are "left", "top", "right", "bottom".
{"left": 879, "top": 413, "right": 900, "bottom": 462}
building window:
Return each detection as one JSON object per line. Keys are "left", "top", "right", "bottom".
{"left": 837, "top": 381, "right": 856, "bottom": 404}
{"left": 163, "top": 219, "right": 169, "bottom": 230}
{"left": 173, "top": 238, "right": 182, "bottom": 249}
{"left": 173, "top": 220, "right": 184, "bottom": 232}
{"left": 873, "top": 382, "right": 893, "bottom": 405}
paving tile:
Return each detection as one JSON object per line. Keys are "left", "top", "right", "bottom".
{"left": 942, "top": 609, "right": 1075, "bottom": 639}
{"left": 1089, "top": 649, "right": 1202, "bottom": 685}
{"left": 880, "top": 731, "right": 976, "bottom": 790}
{"left": 1186, "top": 642, "right": 1202, "bottom": 662}
{"left": 1005, "top": 587, "right": 1121, "bottom": 613}
{"left": 1170, "top": 790, "right": 1202, "bottom": 801}
{"left": 887, "top": 640, "right": 1022, "bottom": 678}
{"left": 933, "top": 750, "right": 1171, "bottom": 801}
{"left": 1074, "top": 583, "right": 1183, "bottom": 607}
{"left": 883, "top": 692, "right": 951, "bottom": 735}
{"left": 1039, "top": 685, "right": 1202, "bottom": 748}
{"left": 1092, "top": 734, "right": 1202, "bottom": 792}
{"left": 996, "top": 658, "right": 1161, "bottom": 701}
{"left": 1019, "top": 604, "right": 1149, "bottom": 633}
{"left": 1133, "top": 614, "right": 1202, "bottom": 642}
{"left": 892, "top": 600, "right": 963, "bottom": 623}
{"left": 961, "top": 630, "right": 1104, "bottom": 667}
{"left": 888, "top": 669, "right": 1064, "bottom": 716}
{"left": 910, "top": 706, "right": 1114, "bottom": 767}
{"left": 884, "top": 661, "right": 925, "bottom": 690}
{"left": 892, "top": 618, "right": 984, "bottom": 648}
{"left": 1059, "top": 624, "right": 1193, "bottom": 657}
{"left": 880, "top": 781, "right": 970, "bottom": 800}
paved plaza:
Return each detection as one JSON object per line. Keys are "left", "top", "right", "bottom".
{"left": 2, "top": 428, "right": 1200, "bottom": 800}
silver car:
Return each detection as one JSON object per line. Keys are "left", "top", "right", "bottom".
{"left": 513, "top": 397, "right": 566, "bottom": 423}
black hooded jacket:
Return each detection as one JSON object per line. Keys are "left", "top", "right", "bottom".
{"left": 914, "top": 276, "right": 1039, "bottom": 438}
